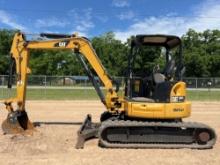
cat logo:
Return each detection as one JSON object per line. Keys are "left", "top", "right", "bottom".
{"left": 54, "top": 40, "right": 69, "bottom": 47}
{"left": 59, "top": 42, "right": 66, "bottom": 47}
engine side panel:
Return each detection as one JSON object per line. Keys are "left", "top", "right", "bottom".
{"left": 125, "top": 101, "right": 191, "bottom": 119}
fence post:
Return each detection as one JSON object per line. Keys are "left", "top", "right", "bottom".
{"left": 84, "top": 79, "right": 87, "bottom": 99}
{"left": 196, "top": 78, "right": 198, "bottom": 89}
{"left": 1, "top": 75, "right": 3, "bottom": 98}
{"left": 44, "top": 75, "right": 47, "bottom": 99}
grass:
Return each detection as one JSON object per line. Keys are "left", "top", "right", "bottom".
{"left": 0, "top": 88, "right": 220, "bottom": 101}
{"left": 187, "top": 90, "right": 220, "bottom": 101}
{"left": 0, "top": 88, "right": 100, "bottom": 100}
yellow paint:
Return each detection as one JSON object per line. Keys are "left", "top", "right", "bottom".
{"left": 125, "top": 101, "right": 191, "bottom": 119}
{"left": 170, "top": 81, "right": 186, "bottom": 98}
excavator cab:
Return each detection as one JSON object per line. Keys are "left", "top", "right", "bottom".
{"left": 97, "top": 35, "right": 216, "bottom": 149}
{"left": 125, "top": 35, "right": 185, "bottom": 103}
{"left": 122, "top": 35, "right": 192, "bottom": 120}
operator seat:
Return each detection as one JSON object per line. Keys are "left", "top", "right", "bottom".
{"left": 153, "top": 73, "right": 165, "bottom": 84}
{"left": 153, "top": 59, "right": 176, "bottom": 102}
{"left": 153, "top": 59, "right": 176, "bottom": 84}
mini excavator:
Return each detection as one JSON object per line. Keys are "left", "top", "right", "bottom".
{"left": 0, "top": 32, "right": 216, "bottom": 149}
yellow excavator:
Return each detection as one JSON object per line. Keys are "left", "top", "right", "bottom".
{"left": 0, "top": 32, "right": 216, "bottom": 149}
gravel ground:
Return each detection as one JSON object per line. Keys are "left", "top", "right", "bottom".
{"left": 0, "top": 101, "right": 219, "bottom": 165}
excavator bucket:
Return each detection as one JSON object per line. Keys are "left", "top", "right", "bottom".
{"left": 1, "top": 110, "right": 34, "bottom": 135}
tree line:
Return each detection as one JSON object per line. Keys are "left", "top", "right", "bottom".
{"left": 0, "top": 29, "right": 219, "bottom": 77}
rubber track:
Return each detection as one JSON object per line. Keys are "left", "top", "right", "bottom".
{"left": 99, "top": 120, "right": 217, "bottom": 149}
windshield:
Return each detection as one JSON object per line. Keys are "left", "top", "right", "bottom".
{"left": 132, "top": 45, "right": 165, "bottom": 77}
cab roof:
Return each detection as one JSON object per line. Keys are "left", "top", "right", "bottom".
{"left": 133, "top": 34, "right": 181, "bottom": 49}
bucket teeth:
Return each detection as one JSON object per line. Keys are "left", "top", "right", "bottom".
{"left": 1, "top": 110, "right": 34, "bottom": 134}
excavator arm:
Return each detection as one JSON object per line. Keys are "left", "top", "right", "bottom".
{"left": 1, "top": 32, "right": 122, "bottom": 135}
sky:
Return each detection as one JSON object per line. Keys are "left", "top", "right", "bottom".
{"left": 0, "top": 0, "right": 220, "bottom": 41}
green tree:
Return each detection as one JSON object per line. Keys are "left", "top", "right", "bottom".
{"left": 91, "top": 32, "right": 128, "bottom": 76}
{"left": 182, "top": 29, "right": 220, "bottom": 77}
{"left": 0, "top": 29, "right": 219, "bottom": 77}
{"left": 29, "top": 50, "right": 84, "bottom": 75}
{"left": 0, "top": 29, "right": 16, "bottom": 74}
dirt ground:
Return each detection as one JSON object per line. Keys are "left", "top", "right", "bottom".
{"left": 0, "top": 101, "right": 219, "bottom": 165}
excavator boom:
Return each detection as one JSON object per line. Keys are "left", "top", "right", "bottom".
{"left": 1, "top": 32, "right": 121, "bottom": 136}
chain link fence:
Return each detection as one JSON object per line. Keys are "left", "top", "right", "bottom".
{"left": 0, "top": 75, "right": 219, "bottom": 100}
{"left": 0, "top": 75, "right": 126, "bottom": 100}
{"left": 183, "top": 77, "right": 220, "bottom": 89}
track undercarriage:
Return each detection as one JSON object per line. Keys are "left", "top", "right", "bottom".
{"left": 76, "top": 114, "right": 217, "bottom": 149}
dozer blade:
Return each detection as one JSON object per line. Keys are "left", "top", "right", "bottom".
{"left": 1, "top": 110, "right": 34, "bottom": 135}
{"left": 75, "top": 114, "right": 100, "bottom": 149}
